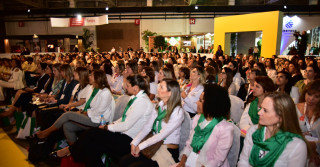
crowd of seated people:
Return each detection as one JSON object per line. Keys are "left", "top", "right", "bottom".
{"left": 0, "top": 48, "right": 319, "bottom": 167}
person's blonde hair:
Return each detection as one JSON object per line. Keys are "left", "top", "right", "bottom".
{"left": 161, "top": 67, "right": 174, "bottom": 79}
{"left": 194, "top": 66, "right": 206, "bottom": 85}
{"left": 60, "top": 64, "right": 73, "bottom": 83}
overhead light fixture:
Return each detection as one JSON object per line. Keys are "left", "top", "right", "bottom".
{"left": 105, "top": 6, "right": 109, "bottom": 11}
{"left": 284, "top": 5, "right": 287, "bottom": 9}
{"left": 33, "top": 34, "right": 38, "bottom": 38}
{"left": 195, "top": 6, "right": 198, "bottom": 10}
{"left": 27, "top": 9, "right": 31, "bottom": 13}
{"left": 77, "top": 14, "right": 82, "bottom": 20}
{"left": 76, "top": 35, "right": 78, "bottom": 39}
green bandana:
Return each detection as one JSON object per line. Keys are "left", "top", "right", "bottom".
{"left": 83, "top": 88, "right": 99, "bottom": 112}
{"left": 121, "top": 97, "right": 137, "bottom": 122}
{"left": 248, "top": 98, "right": 260, "bottom": 124}
{"left": 191, "top": 114, "right": 224, "bottom": 153}
{"left": 152, "top": 107, "right": 167, "bottom": 133}
{"left": 249, "top": 126, "right": 302, "bottom": 167}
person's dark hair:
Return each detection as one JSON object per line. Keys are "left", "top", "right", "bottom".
{"left": 40, "top": 63, "right": 48, "bottom": 71}
{"left": 307, "top": 63, "right": 320, "bottom": 79}
{"left": 179, "top": 67, "right": 190, "bottom": 80}
{"left": 230, "top": 60, "right": 238, "bottom": 73}
{"left": 277, "top": 70, "right": 293, "bottom": 95}
{"left": 205, "top": 65, "right": 216, "bottom": 81}
{"left": 250, "top": 69, "right": 263, "bottom": 76}
{"left": 203, "top": 83, "right": 231, "bottom": 119}
{"left": 255, "top": 76, "right": 276, "bottom": 93}
{"left": 104, "top": 62, "right": 113, "bottom": 76}
{"left": 169, "top": 57, "right": 177, "bottom": 64}
{"left": 127, "top": 60, "right": 138, "bottom": 73}
{"left": 266, "top": 58, "right": 276, "bottom": 69}
{"left": 143, "top": 66, "right": 155, "bottom": 83}
{"left": 300, "top": 79, "right": 320, "bottom": 103}
{"left": 117, "top": 62, "right": 126, "bottom": 75}
{"left": 289, "top": 61, "right": 301, "bottom": 74}
{"left": 160, "top": 78, "right": 181, "bottom": 122}
{"left": 91, "top": 63, "right": 100, "bottom": 71}
{"left": 126, "top": 74, "right": 149, "bottom": 94}
{"left": 256, "top": 62, "right": 267, "bottom": 76}
{"left": 93, "top": 70, "right": 110, "bottom": 90}
{"left": 220, "top": 67, "right": 233, "bottom": 90}
{"left": 151, "top": 61, "right": 160, "bottom": 72}
{"left": 76, "top": 67, "right": 90, "bottom": 89}
{"left": 248, "top": 60, "right": 256, "bottom": 69}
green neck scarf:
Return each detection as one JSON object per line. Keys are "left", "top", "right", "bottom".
{"left": 248, "top": 98, "right": 261, "bottom": 124}
{"left": 249, "top": 126, "right": 303, "bottom": 167}
{"left": 83, "top": 88, "right": 99, "bottom": 112}
{"left": 191, "top": 114, "right": 224, "bottom": 153}
{"left": 152, "top": 107, "right": 167, "bottom": 133}
{"left": 121, "top": 96, "right": 137, "bottom": 122}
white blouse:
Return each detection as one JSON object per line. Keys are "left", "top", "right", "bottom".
{"left": 108, "top": 91, "right": 153, "bottom": 139}
{"left": 239, "top": 102, "right": 255, "bottom": 132}
{"left": 76, "top": 84, "right": 93, "bottom": 110}
{"left": 182, "top": 84, "right": 204, "bottom": 114}
{"left": 87, "top": 88, "right": 115, "bottom": 124}
{"left": 110, "top": 74, "right": 123, "bottom": 93}
{"left": 238, "top": 125, "right": 307, "bottom": 167}
{"left": 131, "top": 101, "right": 184, "bottom": 150}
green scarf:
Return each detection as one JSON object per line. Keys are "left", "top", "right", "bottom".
{"left": 152, "top": 107, "right": 167, "bottom": 133}
{"left": 248, "top": 98, "right": 260, "bottom": 124}
{"left": 83, "top": 88, "right": 99, "bottom": 112}
{"left": 121, "top": 97, "right": 137, "bottom": 122}
{"left": 249, "top": 126, "right": 303, "bottom": 167}
{"left": 191, "top": 114, "right": 224, "bottom": 153}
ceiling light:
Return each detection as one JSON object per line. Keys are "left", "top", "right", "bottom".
{"left": 77, "top": 14, "right": 82, "bottom": 20}
{"left": 195, "top": 6, "right": 198, "bottom": 10}
{"left": 284, "top": 6, "right": 287, "bottom": 9}
{"left": 105, "top": 6, "right": 109, "bottom": 11}
{"left": 27, "top": 9, "right": 31, "bottom": 13}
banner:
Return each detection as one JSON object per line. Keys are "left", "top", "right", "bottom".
{"left": 51, "top": 15, "right": 108, "bottom": 27}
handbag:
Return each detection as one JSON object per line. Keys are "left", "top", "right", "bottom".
{"left": 140, "top": 132, "right": 164, "bottom": 159}
{"left": 16, "top": 116, "right": 36, "bottom": 139}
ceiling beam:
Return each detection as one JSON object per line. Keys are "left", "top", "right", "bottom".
{"left": 14, "top": 0, "right": 44, "bottom": 8}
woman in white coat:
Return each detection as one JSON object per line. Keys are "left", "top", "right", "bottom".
{"left": 0, "top": 59, "right": 24, "bottom": 101}
{"left": 35, "top": 70, "right": 115, "bottom": 144}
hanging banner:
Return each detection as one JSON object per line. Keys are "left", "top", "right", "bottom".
{"left": 51, "top": 15, "right": 108, "bottom": 27}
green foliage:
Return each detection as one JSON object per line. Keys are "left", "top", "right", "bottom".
{"left": 141, "top": 30, "right": 157, "bottom": 50}
{"left": 154, "top": 35, "right": 166, "bottom": 49}
{"left": 82, "top": 28, "right": 94, "bottom": 52}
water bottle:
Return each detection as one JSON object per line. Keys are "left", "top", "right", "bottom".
{"left": 100, "top": 115, "right": 106, "bottom": 126}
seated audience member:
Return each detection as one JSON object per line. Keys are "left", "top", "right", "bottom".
{"left": 110, "top": 62, "right": 125, "bottom": 95}
{"left": 51, "top": 74, "right": 153, "bottom": 166}
{"left": 140, "top": 66, "right": 156, "bottom": 100}
{"left": 175, "top": 84, "right": 234, "bottom": 166}
{"left": 276, "top": 70, "right": 300, "bottom": 104}
{"left": 218, "top": 67, "right": 237, "bottom": 96}
{"left": 295, "top": 63, "right": 320, "bottom": 95}
{"left": 296, "top": 80, "right": 320, "bottom": 166}
{"left": 121, "top": 79, "right": 184, "bottom": 166}
{"left": 178, "top": 67, "right": 190, "bottom": 90}
{"left": 238, "top": 92, "right": 308, "bottom": 167}
{"left": 35, "top": 70, "right": 115, "bottom": 145}
{"left": 0, "top": 59, "right": 25, "bottom": 101}
{"left": 181, "top": 66, "right": 205, "bottom": 118}
{"left": 237, "top": 69, "right": 262, "bottom": 102}
{"left": 288, "top": 62, "right": 303, "bottom": 85}
{"left": 239, "top": 76, "right": 276, "bottom": 133}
